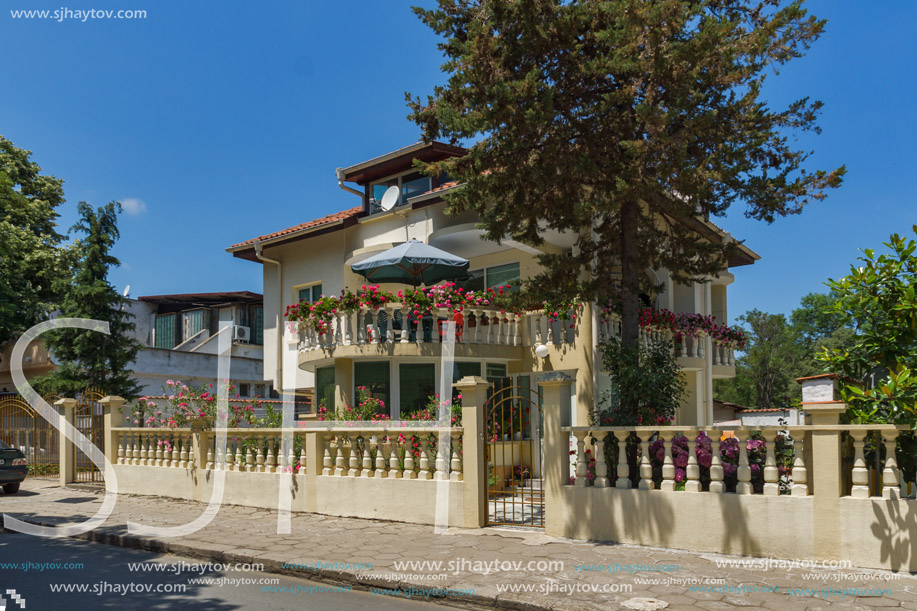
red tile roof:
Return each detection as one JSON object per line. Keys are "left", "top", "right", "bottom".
{"left": 230, "top": 206, "right": 362, "bottom": 249}
{"left": 427, "top": 180, "right": 459, "bottom": 194}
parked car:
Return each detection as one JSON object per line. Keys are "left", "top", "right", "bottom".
{"left": 0, "top": 439, "right": 28, "bottom": 494}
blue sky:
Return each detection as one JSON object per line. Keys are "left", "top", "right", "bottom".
{"left": 1, "top": 0, "right": 913, "bottom": 322}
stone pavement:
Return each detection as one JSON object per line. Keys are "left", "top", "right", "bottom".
{"left": 2, "top": 479, "right": 915, "bottom": 610}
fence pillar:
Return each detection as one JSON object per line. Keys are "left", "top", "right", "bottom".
{"left": 455, "top": 376, "right": 490, "bottom": 529}
{"left": 304, "top": 430, "right": 321, "bottom": 513}
{"left": 540, "top": 372, "right": 573, "bottom": 537}
{"left": 798, "top": 374, "right": 847, "bottom": 562}
{"left": 55, "top": 398, "right": 77, "bottom": 486}
{"left": 99, "top": 396, "right": 125, "bottom": 469}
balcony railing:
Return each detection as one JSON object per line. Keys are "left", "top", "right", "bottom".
{"left": 291, "top": 304, "right": 734, "bottom": 366}
{"left": 597, "top": 313, "right": 736, "bottom": 365}
{"left": 295, "top": 304, "right": 525, "bottom": 351}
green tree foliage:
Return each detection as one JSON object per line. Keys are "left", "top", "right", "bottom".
{"left": 819, "top": 227, "right": 917, "bottom": 425}
{"left": 714, "top": 294, "right": 855, "bottom": 409}
{"left": 716, "top": 310, "right": 799, "bottom": 410}
{"left": 0, "top": 137, "right": 67, "bottom": 341}
{"left": 595, "top": 337, "right": 686, "bottom": 425}
{"left": 35, "top": 202, "right": 142, "bottom": 399}
{"left": 407, "top": 0, "right": 844, "bottom": 360}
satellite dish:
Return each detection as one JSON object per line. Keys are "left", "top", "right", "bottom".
{"left": 123, "top": 284, "right": 131, "bottom": 298}
{"left": 380, "top": 186, "right": 400, "bottom": 211}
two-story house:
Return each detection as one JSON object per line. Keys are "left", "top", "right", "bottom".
{"left": 227, "top": 141, "right": 758, "bottom": 426}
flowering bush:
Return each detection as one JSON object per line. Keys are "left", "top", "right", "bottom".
{"left": 601, "top": 302, "right": 747, "bottom": 349}
{"left": 128, "top": 380, "right": 256, "bottom": 429}
{"left": 335, "top": 386, "right": 390, "bottom": 422}
{"left": 286, "top": 282, "right": 577, "bottom": 332}
{"left": 601, "top": 431, "right": 795, "bottom": 493}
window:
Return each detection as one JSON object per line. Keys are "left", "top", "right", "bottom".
{"left": 155, "top": 314, "right": 176, "bottom": 349}
{"left": 182, "top": 309, "right": 211, "bottom": 341}
{"left": 453, "top": 361, "right": 481, "bottom": 382}
{"left": 400, "top": 172, "right": 430, "bottom": 203}
{"left": 239, "top": 383, "right": 251, "bottom": 398}
{"left": 252, "top": 306, "right": 264, "bottom": 345}
{"left": 315, "top": 366, "right": 335, "bottom": 412}
{"left": 399, "top": 363, "right": 435, "bottom": 416}
{"left": 369, "top": 172, "right": 432, "bottom": 213}
{"left": 460, "top": 262, "right": 520, "bottom": 293}
{"left": 485, "top": 362, "right": 507, "bottom": 381}
{"left": 486, "top": 262, "right": 520, "bottom": 290}
{"left": 298, "top": 284, "right": 323, "bottom": 302}
{"left": 354, "top": 362, "right": 390, "bottom": 415}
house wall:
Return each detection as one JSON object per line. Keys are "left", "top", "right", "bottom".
{"left": 256, "top": 198, "right": 733, "bottom": 426}
{"left": 130, "top": 348, "right": 264, "bottom": 398}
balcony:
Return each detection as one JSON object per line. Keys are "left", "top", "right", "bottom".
{"left": 291, "top": 298, "right": 738, "bottom": 378}
{"left": 597, "top": 312, "right": 736, "bottom": 376}
{"left": 296, "top": 305, "right": 518, "bottom": 369}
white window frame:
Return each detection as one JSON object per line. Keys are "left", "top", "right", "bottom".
{"left": 368, "top": 169, "right": 433, "bottom": 214}
{"left": 294, "top": 281, "right": 324, "bottom": 304}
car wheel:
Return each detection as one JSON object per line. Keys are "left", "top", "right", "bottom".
{"left": 3, "top": 483, "right": 20, "bottom": 494}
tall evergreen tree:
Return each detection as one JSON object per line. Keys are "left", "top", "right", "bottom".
{"left": 408, "top": 0, "right": 845, "bottom": 377}
{"left": 37, "top": 202, "right": 142, "bottom": 399}
{"left": 0, "top": 136, "right": 67, "bottom": 341}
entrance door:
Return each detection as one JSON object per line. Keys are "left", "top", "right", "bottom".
{"left": 74, "top": 388, "right": 105, "bottom": 483}
{"left": 0, "top": 394, "right": 60, "bottom": 478}
{"left": 485, "top": 382, "right": 544, "bottom": 527}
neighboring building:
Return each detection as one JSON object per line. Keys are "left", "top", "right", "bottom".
{"left": 129, "top": 291, "right": 266, "bottom": 398}
{"left": 739, "top": 407, "right": 804, "bottom": 427}
{"left": 0, "top": 339, "right": 55, "bottom": 393}
{"left": 227, "top": 141, "right": 759, "bottom": 426}
{"left": 0, "top": 291, "right": 267, "bottom": 400}
{"left": 712, "top": 399, "right": 804, "bottom": 427}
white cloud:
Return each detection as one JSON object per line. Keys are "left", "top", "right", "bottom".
{"left": 121, "top": 197, "right": 148, "bottom": 215}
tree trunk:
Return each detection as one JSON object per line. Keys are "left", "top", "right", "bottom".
{"left": 619, "top": 201, "right": 641, "bottom": 413}
{"left": 620, "top": 201, "right": 640, "bottom": 348}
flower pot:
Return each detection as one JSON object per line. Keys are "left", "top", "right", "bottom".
{"left": 188, "top": 415, "right": 214, "bottom": 431}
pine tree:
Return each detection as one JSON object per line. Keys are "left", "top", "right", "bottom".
{"left": 37, "top": 202, "right": 142, "bottom": 399}
{"left": 0, "top": 136, "right": 67, "bottom": 341}
{"left": 407, "top": 0, "right": 845, "bottom": 361}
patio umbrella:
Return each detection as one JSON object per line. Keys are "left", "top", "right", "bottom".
{"left": 351, "top": 239, "right": 470, "bottom": 287}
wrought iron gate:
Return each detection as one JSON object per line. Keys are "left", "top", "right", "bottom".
{"left": 485, "top": 381, "right": 544, "bottom": 527}
{"left": 0, "top": 393, "right": 60, "bottom": 477}
{"left": 74, "top": 387, "right": 105, "bottom": 483}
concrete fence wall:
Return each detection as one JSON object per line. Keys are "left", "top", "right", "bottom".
{"left": 540, "top": 375, "right": 917, "bottom": 573}
{"left": 63, "top": 374, "right": 916, "bottom": 572}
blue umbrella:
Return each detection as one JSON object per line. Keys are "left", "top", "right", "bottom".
{"left": 351, "top": 239, "right": 470, "bottom": 287}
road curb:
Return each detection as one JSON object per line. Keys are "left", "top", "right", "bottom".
{"left": 9, "top": 519, "right": 551, "bottom": 611}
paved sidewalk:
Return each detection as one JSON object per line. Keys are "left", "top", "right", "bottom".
{"left": 2, "top": 479, "right": 915, "bottom": 610}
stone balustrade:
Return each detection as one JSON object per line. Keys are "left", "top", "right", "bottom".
{"left": 112, "top": 425, "right": 463, "bottom": 481}
{"left": 561, "top": 424, "right": 906, "bottom": 498}
{"left": 297, "top": 304, "right": 524, "bottom": 350}
{"left": 597, "top": 313, "right": 735, "bottom": 364}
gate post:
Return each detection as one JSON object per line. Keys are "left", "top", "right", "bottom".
{"left": 455, "top": 376, "right": 491, "bottom": 528}
{"left": 99, "top": 396, "right": 125, "bottom": 468}
{"left": 55, "top": 398, "right": 77, "bottom": 486}
{"left": 539, "top": 372, "right": 573, "bottom": 537}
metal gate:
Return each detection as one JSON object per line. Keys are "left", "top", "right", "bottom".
{"left": 485, "top": 381, "right": 544, "bottom": 527}
{"left": 74, "top": 387, "right": 105, "bottom": 483}
{"left": 0, "top": 393, "right": 61, "bottom": 477}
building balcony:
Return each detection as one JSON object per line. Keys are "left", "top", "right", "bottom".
{"left": 294, "top": 304, "right": 582, "bottom": 371}
{"left": 596, "top": 313, "right": 737, "bottom": 377}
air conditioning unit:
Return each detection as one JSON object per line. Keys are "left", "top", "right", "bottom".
{"left": 233, "top": 325, "right": 251, "bottom": 343}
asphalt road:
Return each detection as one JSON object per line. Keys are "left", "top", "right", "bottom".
{"left": 0, "top": 532, "right": 454, "bottom": 610}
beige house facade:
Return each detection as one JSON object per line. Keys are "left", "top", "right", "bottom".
{"left": 228, "top": 141, "right": 759, "bottom": 426}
